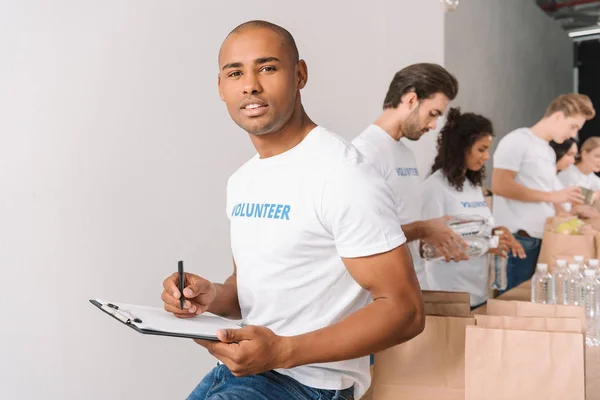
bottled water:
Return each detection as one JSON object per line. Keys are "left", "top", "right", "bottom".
{"left": 447, "top": 215, "right": 492, "bottom": 237}
{"left": 489, "top": 233, "right": 507, "bottom": 290}
{"left": 423, "top": 235, "right": 499, "bottom": 261}
{"left": 552, "top": 259, "right": 569, "bottom": 305}
{"left": 567, "top": 264, "right": 584, "bottom": 306}
{"left": 574, "top": 255, "right": 585, "bottom": 273}
{"left": 589, "top": 259, "right": 599, "bottom": 271}
{"left": 531, "top": 263, "right": 553, "bottom": 304}
{"left": 580, "top": 269, "right": 600, "bottom": 346}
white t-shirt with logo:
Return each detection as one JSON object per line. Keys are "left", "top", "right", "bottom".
{"left": 558, "top": 164, "right": 600, "bottom": 191}
{"left": 492, "top": 128, "right": 557, "bottom": 239}
{"left": 227, "top": 126, "right": 406, "bottom": 398}
{"left": 421, "top": 170, "right": 492, "bottom": 306}
{"left": 352, "top": 124, "right": 427, "bottom": 288}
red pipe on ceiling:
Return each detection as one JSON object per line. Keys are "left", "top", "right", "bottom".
{"left": 541, "top": 0, "right": 600, "bottom": 11}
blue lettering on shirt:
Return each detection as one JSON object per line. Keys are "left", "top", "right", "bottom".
{"left": 461, "top": 201, "right": 487, "bottom": 208}
{"left": 395, "top": 167, "right": 419, "bottom": 177}
{"left": 231, "top": 203, "right": 291, "bottom": 220}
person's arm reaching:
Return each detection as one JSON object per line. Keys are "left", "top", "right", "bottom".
{"left": 162, "top": 260, "right": 241, "bottom": 320}
{"left": 194, "top": 243, "right": 424, "bottom": 376}
{"left": 492, "top": 168, "right": 583, "bottom": 204}
{"left": 417, "top": 177, "right": 469, "bottom": 262}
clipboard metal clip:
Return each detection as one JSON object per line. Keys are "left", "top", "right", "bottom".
{"left": 101, "top": 303, "right": 143, "bottom": 324}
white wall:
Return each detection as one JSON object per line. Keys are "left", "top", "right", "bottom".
{"left": 444, "top": 0, "right": 574, "bottom": 186}
{"left": 0, "top": 1, "right": 444, "bottom": 399}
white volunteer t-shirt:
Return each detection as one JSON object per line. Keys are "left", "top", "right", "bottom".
{"left": 420, "top": 170, "right": 492, "bottom": 306}
{"left": 558, "top": 164, "right": 600, "bottom": 191}
{"left": 352, "top": 124, "right": 427, "bottom": 288}
{"left": 492, "top": 128, "right": 556, "bottom": 238}
{"left": 227, "top": 126, "right": 406, "bottom": 398}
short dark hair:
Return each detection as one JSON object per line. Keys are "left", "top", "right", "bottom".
{"left": 430, "top": 107, "right": 493, "bottom": 191}
{"left": 383, "top": 63, "right": 458, "bottom": 109}
{"left": 550, "top": 138, "right": 578, "bottom": 163}
{"left": 228, "top": 20, "right": 299, "bottom": 63}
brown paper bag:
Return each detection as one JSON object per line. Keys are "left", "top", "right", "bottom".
{"left": 586, "top": 218, "right": 600, "bottom": 233}
{"left": 474, "top": 314, "right": 583, "bottom": 333}
{"left": 538, "top": 231, "right": 595, "bottom": 271}
{"left": 373, "top": 291, "right": 473, "bottom": 399}
{"left": 465, "top": 325, "right": 585, "bottom": 400}
{"left": 374, "top": 315, "right": 474, "bottom": 400}
{"left": 421, "top": 290, "right": 470, "bottom": 305}
{"left": 424, "top": 302, "right": 471, "bottom": 317}
{"left": 587, "top": 346, "right": 600, "bottom": 400}
{"left": 486, "top": 299, "right": 586, "bottom": 327}
{"left": 422, "top": 290, "right": 472, "bottom": 317}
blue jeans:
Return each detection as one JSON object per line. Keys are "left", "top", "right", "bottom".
{"left": 502, "top": 233, "right": 541, "bottom": 293}
{"left": 187, "top": 364, "right": 354, "bottom": 400}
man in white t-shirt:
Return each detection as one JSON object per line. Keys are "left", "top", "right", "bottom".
{"left": 353, "top": 63, "right": 468, "bottom": 289}
{"left": 492, "top": 93, "right": 595, "bottom": 291}
{"left": 160, "top": 20, "right": 424, "bottom": 400}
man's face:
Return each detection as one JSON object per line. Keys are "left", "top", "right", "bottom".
{"left": 218, "top": 28, "right": 304, "bottom": 136}
{"left": 401, "top": 93, "right": 450, "bottom": 141}
{"left": 551, "top": 113, "right": 586, "bottom": 144}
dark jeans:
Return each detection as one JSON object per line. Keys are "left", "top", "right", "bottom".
{"left": 187, "top": 364, "right": 354, "bottom": 400}
{"left": 501, "top": 233, "right": 542, "bottom": 293}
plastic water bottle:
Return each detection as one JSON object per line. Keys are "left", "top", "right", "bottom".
{"left": 580, "top": 269, "right": 600, "bottom": 346}
{"left": 447, "top": 215, "right": 492, "bottom": 237}
{"left": 423, "top": 235, "right": 499, "bottom": 261}
{"left": 575, "top": 255, "right": 585, "bottom": 273}
{"left": 589, "top": 259, "right": 599, "bottom": 271}
{"left": 552, "top": 259, "right": 569, "bottom": 305}
{"left": 531, "top": 263, "right": 553, "bottom": 304}
{"left": 489, "top": 233, "right": 507, "bottom": 290}
{"left": 567, "top": 264, "right": 584, "bottom": 306}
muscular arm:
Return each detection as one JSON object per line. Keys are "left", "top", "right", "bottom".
{"left": 207, "top": 260, "right": 242, "bottom": 320}
{"left": 491, "top": 168, "right": 553, "bottom": 202}
{"left": 401, "top": 221, "right": 428, "bottom": 242}
{"left": 283, "top": 244, "right": 424, "bottom": 367}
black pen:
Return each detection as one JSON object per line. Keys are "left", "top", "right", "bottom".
{"left": 178, "top": 260, "right": 185, "bottom": 310}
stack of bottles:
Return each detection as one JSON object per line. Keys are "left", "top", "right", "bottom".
{"left": 531, "top": 256, "right": 600, "bottom": 346}
{"left": 422, "top": 215, "right": 497, "bottom": 261}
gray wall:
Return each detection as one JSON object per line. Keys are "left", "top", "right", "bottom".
{"left": 0, "top": 1, "right": 444, "bottom": 399}
{"left": 444, "top": 0, "right": 574, "bottom": 186}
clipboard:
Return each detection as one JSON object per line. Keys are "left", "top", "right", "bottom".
{"left": 90, "top": 299, "right": 242, "bottom": 340}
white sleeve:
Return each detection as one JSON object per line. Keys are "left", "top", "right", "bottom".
{"left": 553, "top": 176, "right": 564, "bottom": 191}
{"left": 493, "top": 133, "right": 526, "bottom": 172}
{"left": 557, "top": 169, "right": 573, "bottom": 188}
{"left": 320, "top": 161, "right": 406, "bottom": 258}
{"left": 590, "top": 174, "right": 600, "bottom": 191}
{"left": 420, "top": 176, "right": 446, "bottom": 220}
{"left": 553, "top": 177, "right": 572, "bottom": 212}
{"left": 351, "top": 139, "right": 391, "bottom": 179}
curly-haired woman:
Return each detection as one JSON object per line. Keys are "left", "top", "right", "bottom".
{"left": 420, "top": 108, "right": 524, "bottom": 307}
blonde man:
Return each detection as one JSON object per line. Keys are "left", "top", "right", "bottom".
{"left": 492, "top": 93, "right": 596, "bottom": 291}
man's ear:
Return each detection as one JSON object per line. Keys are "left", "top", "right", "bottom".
{"left": 552, "top": 111, "right": 565, "bottom": 123}
{"left": 401, "top": 91, "right": 419, "bottom": 111}
{"left": 217, "top": 74, "right": 225, "bottom": 101}
{"left": 296, "top": 60, "right": 308, "bottom": 90}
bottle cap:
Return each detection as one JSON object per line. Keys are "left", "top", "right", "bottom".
{"left": 569, "top": 264, "right": 580, "bottom": 272}
{"left": 556, "top": 259, "right": 567, "bottom": 267}
{"left": 537, "top": 263, "right": 548, "bottom": 272}
{"left": 574, "top": 255, "right": 585, "bottom": 262}
{"left": 585, "top": 269, "right": 596, "bottom": 277}
{"left": 589, "top": 259, "right": 599, "bottom": 268}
